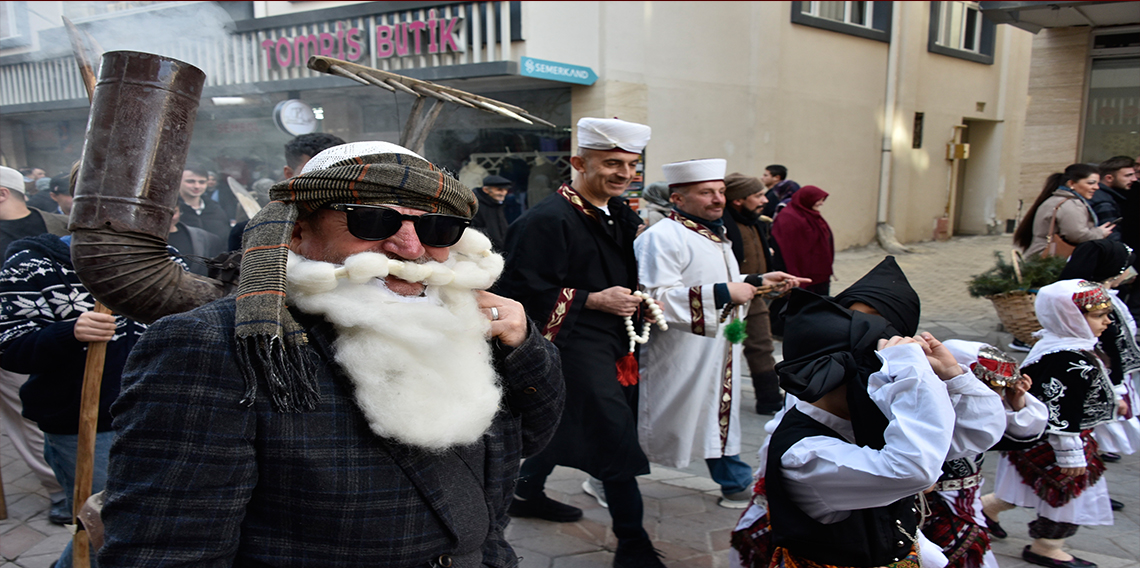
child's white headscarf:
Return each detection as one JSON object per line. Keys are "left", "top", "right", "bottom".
{"left": 1022, "top": 279, "right": 1102, "bottom": 368}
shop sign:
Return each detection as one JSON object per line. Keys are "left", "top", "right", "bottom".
{"left": 520, "top": 57, "right": 597, "bottom": 86}
{"left": 274, "top": 99, "right": 318, "bottom": 136}
{"left": 260, "top": 12, "right": 463, "bottom": 71}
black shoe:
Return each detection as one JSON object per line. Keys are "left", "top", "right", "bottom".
{"left": 982, "top": 512, "right": 1007, "bottom": 539}
{"left": 48, "top": 498, "right": 70, "bottom": 526}
{"left": 614, "top": 537, "right": 666, "bottom": 568}
{"left": 1111, "top": 498, "right": 1124, "bottom": 511}
{"left": 1100, "top": 452, "right": 1122, "bottom": 463}
{"left": 508, "top": 493, "right": 583, "bottom": 522}
{"left": 755, "top": 400, "right": 783, "bottom": 415}
{"left": 1022, "top": 545, "right": 1096, "bottom": 568}
{"left": 1008, "top": 339, "right": 1031, "bottom": 352}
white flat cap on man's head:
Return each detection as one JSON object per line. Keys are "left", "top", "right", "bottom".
{"left": 662, "top": 159, "right": 727, "bottom": 187}
{"left": 577, "top": 118, "right": 651, "bottom": 154}
{"left": 0, "top": 166, "right": 26, "bottom": 194}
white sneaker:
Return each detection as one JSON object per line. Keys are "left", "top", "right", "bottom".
{"left": 582, "top": 477, "right": 608, "bottom": 508}
{"left": 718, "top": 490, "right": 752, "bottom": 509}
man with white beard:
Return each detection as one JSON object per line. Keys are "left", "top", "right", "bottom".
{"left": 98, "top": 142, "right": 564, "bottom": 567}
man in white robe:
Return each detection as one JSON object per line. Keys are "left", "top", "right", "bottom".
{"left": 634, "top": 158, "right": 806, "bottom": 508}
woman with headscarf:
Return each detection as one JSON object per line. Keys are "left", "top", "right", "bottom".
{"left": 1059, "top": 241, "right": 1139, "bottom": 467}
{"left": 1013, "top": 164, "right": 1116, "bottom": 258}
{"left": 771, "top": 186, "right": 833, "bottom": 295}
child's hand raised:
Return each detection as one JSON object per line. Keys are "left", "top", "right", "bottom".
{"left": 1005, "top": 374, "right": 1032, "bottom": 411}
{"left": 914, "top": 332, "right": 962, "bottom": 382}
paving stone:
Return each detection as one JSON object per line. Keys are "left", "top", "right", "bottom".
{"left": 0, "top": 523, "right": 47, "bottom": 559}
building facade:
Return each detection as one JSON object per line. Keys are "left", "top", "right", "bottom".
{"left": 0, "top": 1, "right": 1079, "bottom": 248}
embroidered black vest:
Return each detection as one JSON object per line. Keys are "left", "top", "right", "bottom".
{"left": 766, "top": 407, "right": 917, "bottom": 566}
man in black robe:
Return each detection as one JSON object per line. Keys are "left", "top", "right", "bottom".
{"left": 496, "top": 117, "right": 664, "bottom": 568}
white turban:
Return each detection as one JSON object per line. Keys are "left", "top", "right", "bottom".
{"left": 577, "top": 118, "right": 651, "bottom": 154}
{"left": 662, "top": 159, "right": 727, "bottom": 187}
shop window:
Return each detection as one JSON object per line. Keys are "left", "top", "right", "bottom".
{"left": 0, "top": 1, "right": 31, "bottom": 48}
{"left": 928, "top": 2, "right": 996, "bottom": 64}
{"left": 1080, "top": 28, "right": 1140, "bottom": 163}
{"left": 790, "top": 1, "right": 891, "bottom": 43}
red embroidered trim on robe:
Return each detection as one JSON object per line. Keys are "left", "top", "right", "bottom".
{"left": 719, "top": 343, "right": 733, "bottom": 453}
{"left": 667, "top": 210, "right": 724, "bottom": 243}
{"left": 690, "top": 286, "right": 705, "bottom": 336}
{"left": 543, "top": 288, "right": 576, "bottom": 341}
{"left": 558, "top": 184, "right": 604, "bottom": 224}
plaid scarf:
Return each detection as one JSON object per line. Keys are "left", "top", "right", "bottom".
{"left": 235, "top": 152, "right": 476, "bottom": 412}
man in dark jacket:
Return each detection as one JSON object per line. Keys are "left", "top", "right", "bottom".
{"left": 0, "top": 233, "right": 147, "bottom": 567}
{"left": 1091, "top": 156, "right": 1135, "bottom": 243}
{"left": 177, "top": 163, "right": 232, "bottom": 243}
{"left": 0, "top": 164, "right": 73, "bottom": 526}
{"left": 97, "top": 141, "right": 563, "bottom": 566}
{"left": 721, "top": 172, "right": 783, "bottom": 414}
{"left": 471, "top": 175, "right": 511, "bottom": 251}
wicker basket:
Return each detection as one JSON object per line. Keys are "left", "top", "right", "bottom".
{"left": 986, "top": 250, "right": 1042, "bottom": 345}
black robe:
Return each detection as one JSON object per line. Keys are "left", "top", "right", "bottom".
{"left": 494, "top": 184, "right": 649, "bottom": 480}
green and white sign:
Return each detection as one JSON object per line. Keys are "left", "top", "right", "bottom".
{"left": 520, "top": 57, "right": 597, "bottom": 86}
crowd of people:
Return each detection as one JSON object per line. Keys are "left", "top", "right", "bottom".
{"left": 0, "top": 118, "right": 1135, "bottom": 568}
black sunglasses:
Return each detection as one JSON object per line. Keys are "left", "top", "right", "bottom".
{"left": 326, "top": 203, "right": 469, "bottom": 247}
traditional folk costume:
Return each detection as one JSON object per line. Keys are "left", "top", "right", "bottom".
{"left": 497, "top": 119, "right": 663, "bottom": 551}
{"left": 732, "top": 256, "right": 925, "bottom": 568}
{"left": 1058, "top": 241, "right": 1140, "bottom": 456}
{"left": 764, "top": 291, "right": 956, "bottom": 568}
{"left": 635, "top": 159, "right": 752, "bottom": 498}
{"left": 990, "top": 280, "right": 1118, "bottom": 565}
{"left": 929, "top": 341, "right": 1049, "bottom": 568}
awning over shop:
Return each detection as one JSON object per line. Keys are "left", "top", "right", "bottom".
{"left": 979, "top": 1, "right": 1140, "bottom": 33}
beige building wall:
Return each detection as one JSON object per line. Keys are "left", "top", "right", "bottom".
{"left": 522, "top": 1, "right": 1034, "bottom": 249}
{"left": 1018, "top": 28, "right": 1090, "bottom": 212}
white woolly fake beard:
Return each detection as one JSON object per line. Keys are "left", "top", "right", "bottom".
{"left": 285, "top": 229, "right": 505, "bottom": 451}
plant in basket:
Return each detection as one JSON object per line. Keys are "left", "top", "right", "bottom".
{"left": 967, "top": 251, "right": 1066, "bottom": 346}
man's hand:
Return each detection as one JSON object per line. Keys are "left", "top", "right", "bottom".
{"left": 1005, "top": 374, "right": 1032, "bottom": 411}
{"left": 477, "top": 291, "right": 527, "bottom": 348}
{"left": 759, "top": 271, "right": 812, "bottom": 288}
{"left": 74, "top": 311, "right": 117, "bottom": 343}
{"left": 913, "top": 332, "right": 962, "bottom": 382}
{"left": 584, "top": 286, "right": 642, "bottom": 317}
{"left": 726, "top": 282, "right": 757, "bottom": 305}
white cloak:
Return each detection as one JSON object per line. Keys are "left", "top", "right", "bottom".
{"left": 634, "top": 213, "right": 745, "bottom": 468}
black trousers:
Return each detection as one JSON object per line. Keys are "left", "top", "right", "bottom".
{"left": 515, "top": 452, "right": 648, "bottom": 541}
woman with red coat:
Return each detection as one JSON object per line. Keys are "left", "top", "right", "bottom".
{"left": 771, "top": 185, "right": 834, "bottom": 295}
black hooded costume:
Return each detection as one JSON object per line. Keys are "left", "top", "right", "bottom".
{"left": 766, "top": 290, "right": 922, "bottom": 566}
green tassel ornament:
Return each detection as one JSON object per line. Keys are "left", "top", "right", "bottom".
{"left": 723, "top": 317, "right": 748, "bottom": 344}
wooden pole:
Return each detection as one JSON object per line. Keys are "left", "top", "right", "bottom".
{"left": 64, "top": 16, "right": 105, "bottom": 568}
{"left": 72, "top": 303, "right": 112, "bottom": 566}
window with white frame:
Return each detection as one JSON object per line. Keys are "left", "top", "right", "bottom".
{"left": 936, "top": 1, "right": 984, "bottom": 53}
{"left": 790, "top": 1, "right": 890, "bottom": 43}
{"left": 927, "top": 1, "right": 995, "bottom": 64}
{"left": 800, "top": 1, "right": 872, "bottom": 28}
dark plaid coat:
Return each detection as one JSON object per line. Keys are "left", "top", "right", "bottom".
{"left": 98, "top": 296, "right": 563, "bottom": 567}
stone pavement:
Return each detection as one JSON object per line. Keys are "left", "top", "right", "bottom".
{"left": 3, "top": 235, "right": 1138, "bottom": 567}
